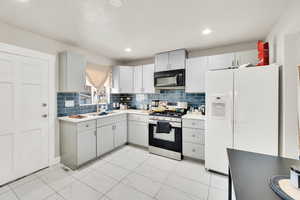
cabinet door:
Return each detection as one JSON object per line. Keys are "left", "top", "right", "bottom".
{"left": 185, "top": 57, "right": 208, "bottom": 93}
{"left": 128, "top": 121, "right": 148, "bottom": 147}
{"left": 142, "top": 64, "right": 155, "bottom": 93}
{"left": 155, "top": 53, "right": 169, "bottom": 72}
{"left": 119, "top": 66, "right": 133, "bottom": 93}
{"left": 169, "top": 50, "right": 186, "bottom": 70}
{"left": 111, "top": 67, "right": 120, "bottom": 94}
{"left": 77, "top": 129, "right": 96, "bottom": 165}
{"left": 133, "top": 66, "right": 143, "bottom": 93}
{"left": 235, "top": 50, "right": 258, "bottom": 66}
{"left": 66, "top": 52, "right": 86, "bottom": 92}
{"left": 97, "top": 125, "right": 114, "bottom": 156}
{"left": 208, "top": 53, "right": 235, "bottom": 70}
{"left": 114, "top": 121, "right": 127, "bottom": 147}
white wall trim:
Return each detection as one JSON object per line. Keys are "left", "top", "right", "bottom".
{"left": 0, "top": 42, "right": 57, "bottom": 167}
{"left": 50, "top": 156, "right": 61, "bottom": 165}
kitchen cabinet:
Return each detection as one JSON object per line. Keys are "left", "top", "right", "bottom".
{"left": 235, "top": 50, "right": 258, "bottom": 66}
{"left": 208, "top": 53, "right": 235, "bottom": 70}
{"left": 185, "top": 56, "right": 208, "bottom": 93}
{"left": 59, "top": 51, "right": 87, "bottom": 92}
{"left": 155, "top": 49, "right": 187, "bottom": 72}
{"left": 182, "top": 118, "right": 205, "bottom": 160}
{"left": 60, "top": 120, "right": 97, "bottom": 169}
{"left": 132, "top": 64, "right": 155, "bottom": 94}
{"left": 96, "top": 114, "right": 127, "bottom": 157}
{"left": 111, "top": 66, "right": 133, "bottom": 94}
{"left": 133, "top": 66, "right": 143, "bottom": 93}
{"left": 97, "top": 124, "right": 114, "bottom": 156}
{"left": 128, "top": 114, "right": 149, "bottom": 147}
{"left": 77, "top": 129, "right": 97, "bottom": 165}
{"left": 142, "top": 64, "right": 155, "bottom": 93}
{"left": 114, "top": 121, "right": 127, "bottom": 147}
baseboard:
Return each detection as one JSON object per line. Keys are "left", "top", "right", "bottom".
{"left": 50, "top": 156, "right": 61, "bottom": 165}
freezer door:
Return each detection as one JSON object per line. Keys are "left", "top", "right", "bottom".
{"left": 205, "top": 70, "right": 234, "bottom": 174}
{"left": 234, "top": 66, "right": 279, "bottom": 156}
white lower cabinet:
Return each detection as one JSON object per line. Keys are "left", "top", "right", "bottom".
{"left": 128, "top": 114, "right": 149, "bottom": 147}
{"left": 97, "top": 124, "right": 114, "bottom": 156}
{"left": 182, "top": 118, "right": 205, "bottom": 160}
{"left": 114, "top": 121, "right": 128, "bottom": 147}
{"left": 77, "top": 129, "right": 97, "bottom": 165}
{"left": 96, "top": 114, "right": 128, "bottom": 157}
{"left": 60, "top": 120, "right": 97, "bottom": 169}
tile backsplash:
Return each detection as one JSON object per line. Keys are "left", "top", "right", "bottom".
{"left": 58, "top": 90, "right": 205, "bottom": 117}
{"left": 111, "top": 90, "right": 205, "bottom": 109}
{"left": 57, "top": 93, "right": 97, "bottom": 117}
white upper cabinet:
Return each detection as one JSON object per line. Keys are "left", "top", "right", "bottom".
{"left": 59, "top": 51, "right": 87, "bottom": 92}
{"left": 111, "top": 66, "right": 134, "bottom": 94}
{"left": 235, "top": 50, "right": 258, "bottom": 66}
{"left": 155, "top": 49, "right": 187, "bottom": 72}
{"left": 208, "top": 53, "right": 235, "bottom": 70}
{"left": 142, "top": 64, "right": 155, "bottom": 93}
{"left": 169, "top": 49, "right": 186, "bottom": 70}
{"left": 133, "top": 66, "right": 143, "bottom": 93}
{"left": 155, "top": 53, "right": 169, "bottom": 72}
{"left": 186, "top": 57, "right": 208, "bottom": 93}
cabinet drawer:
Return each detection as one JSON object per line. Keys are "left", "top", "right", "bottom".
{"left": 97, "top": 114, "right": 127, "bottom": 127}
{"left": 183, "top": 142, "right": 204, "bottom": 160}
{"left": 183, "top": 128, "right": 205, "bottom": 144}
{"left": 128, "top": 114, "right": 148, "bottom": 123}
{"left": 77, "top": 120, "right": 96, "bottom": 132}
{"left": 182, "top": 119, "right": 205, "bottom": 129}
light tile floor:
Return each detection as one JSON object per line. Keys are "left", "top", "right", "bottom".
{"left": 0, "top": 145, "right": 228, "bottom": 200}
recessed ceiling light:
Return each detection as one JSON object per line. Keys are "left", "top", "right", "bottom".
{"left": 124, "top": 48, "right": 132, "bottom": 52}
{"left": 109, "top": 0, "right": 124, "bottom": 7}
{"left": 202, "top": 28, "right": 212, "bottom": 35}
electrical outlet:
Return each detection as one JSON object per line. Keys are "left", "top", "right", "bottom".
{"left": 65, "top": 100, "right": 75, "bottom": 107}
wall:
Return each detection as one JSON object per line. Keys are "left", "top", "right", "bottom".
{"left": 0, "top": 20, "right": 116, "bottom": 159}
{"left": 122, "top": 41, "right": 257, "bottom": 66}
{"left": 266, "top": 0, "right": 300, "bottom": 159}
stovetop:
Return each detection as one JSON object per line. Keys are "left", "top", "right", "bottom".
{"left": 149, "top": 111, "right": 186, "bottom": 118}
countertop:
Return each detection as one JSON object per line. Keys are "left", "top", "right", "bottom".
{"left": 58, "top": 109, "right": 150, "bottom": 123}
{"left": 227, "top": 149, "right": 300, "bottom": 200}
{"left": 182, "top": 113, "right": 206, "bottom": 120}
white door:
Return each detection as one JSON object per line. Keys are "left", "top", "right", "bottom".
{"left": 128, "top": 121, "right": 148, "bottom": 147}
{"left": 169, "top": 50, "right": 186, "bottom": 70}
{"left": 98, "top": 125, "right": 114, "bottom": 155}
{"left": 119, "top": 66, "right": 133, "bottom": 93}
{"left": 155, "top": 53, "right": 169, "bottom": 72}
{"left": 142, "top": 64, "right": 155, "bottom": 93}
{"left": 235, "top": 50, "right": 259, "bottom": 66}
{"left": 208, "top": 53, "right": 235, "bottom": 70}
{"left": 133, "top": 66, "right": 143, "bottom": 93}
{"left": 114, "top": 121, "right": 127, "bottom": 147}
{"left": 186, "top": 57, "right": 208, "bottom": 93}
{"left": 14, "top": 56, "right": 49, "bottom": 178}
{"left": 205, "top": 69, "right": 234, "bottom": 174}
{"left": 77, "top": 130, "right": 96, "bottom": 165}
{"left": 0, "top": 52, "right": 50, "bottom": 184}
{"left": 234, "top": 66, "right": 279, "bottom": 156}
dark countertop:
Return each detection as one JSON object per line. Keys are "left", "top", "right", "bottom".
{"left": 227, "top": 149, "right": 300, "bottom": 200}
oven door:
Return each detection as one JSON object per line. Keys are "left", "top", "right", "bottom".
{"left": 149, "top": 123, "right": 182, "bottom": 153}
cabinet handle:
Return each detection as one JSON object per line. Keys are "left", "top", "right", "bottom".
{"left": 192, "top": 134, "right": 196, "bottom": 138}
{"left": 192, "top": 122, "right": 196, "bottom": 125}
{"left": 94, "top": 131, "right": 97, "bottom": 136}
{"left": 192, "top": 149, "right": 196, "bottom": 152}
{"left": 42, "top": 103, "right": 47, "bottom": 107}
{"left": 86, "top": 124, "right": 89, "bottom": 128}
{"left": 42, "top": 114, "right": 48, "bottom": 118}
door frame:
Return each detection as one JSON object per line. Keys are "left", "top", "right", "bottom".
{"left": 0, "top": 42, "right": 56, "bottom": 166}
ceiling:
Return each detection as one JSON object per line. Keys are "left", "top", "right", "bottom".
{"left": 0, "top": 0, "right": 289, "bottom": 61}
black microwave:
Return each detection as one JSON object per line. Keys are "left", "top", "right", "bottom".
{"left": 154, "top": 69, "right": 185, "bottom": 89}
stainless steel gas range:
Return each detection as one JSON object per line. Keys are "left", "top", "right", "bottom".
{"left": 148, "top": 111, "right": 184, "bottom": 160}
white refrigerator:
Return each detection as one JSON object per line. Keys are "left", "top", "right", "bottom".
{"left": 205, "top": 65, "right": 279, "bottom": 174}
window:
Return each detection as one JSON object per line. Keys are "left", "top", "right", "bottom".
{"left": 79, "top": 76, "right": 110, "bottom": 105}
